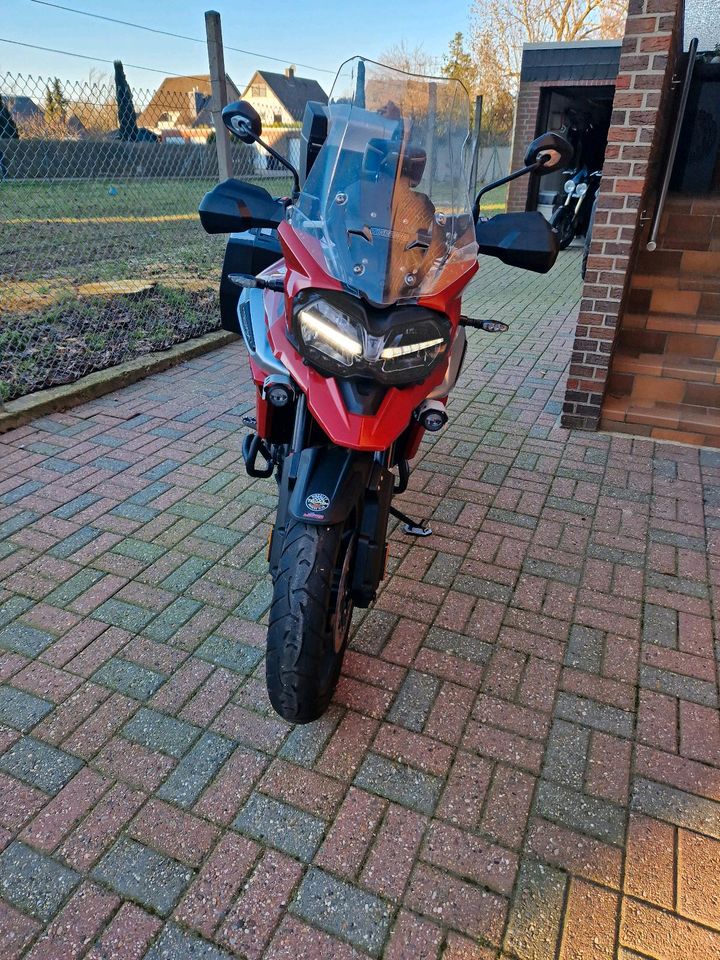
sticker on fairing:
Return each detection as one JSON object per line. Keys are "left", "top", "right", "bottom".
{"left": 305, "top": 492, "right": 330, "bottom": 512}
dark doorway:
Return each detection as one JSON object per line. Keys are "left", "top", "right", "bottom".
{"left": 527, "top": 85, "right": 615, "bottom": 217}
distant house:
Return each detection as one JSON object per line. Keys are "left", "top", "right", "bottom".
{"left": 139, "top": 74, "right": 242, "bottom": 143}
{"left": 5, "top": 95, "right": 43, "bottom": 127}
{"left": 241, "top": 66, "right": 328, "bottom": 126}
{"left": 4, "top": 95, "right": 87, "bottom": 138}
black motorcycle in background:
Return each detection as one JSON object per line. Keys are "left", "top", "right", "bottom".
{"left": 550, "top": 166, "right": 602, "bottom": 250}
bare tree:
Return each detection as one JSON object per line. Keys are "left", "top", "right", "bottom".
{"left": 379, "top": 42, "right": 440, "bottom": 77}
{"left": 463, "top": 0, "right": 626, "bottom": 140}
{"left": 471, "top": 0, "right": 627, "bottom": 91}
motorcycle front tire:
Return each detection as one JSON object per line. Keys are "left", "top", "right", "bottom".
{"left": 550, "top": 205, "right": 576, "bottom": 250}
{"left": 266, "top": 516, "right": 355, "bottom": 724}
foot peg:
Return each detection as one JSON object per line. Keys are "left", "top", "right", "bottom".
{"left": 242, "top": 433, "right": 274, "bottom": 478}
{"left": 390, "top": 505, "right": 432, "bottom": 537}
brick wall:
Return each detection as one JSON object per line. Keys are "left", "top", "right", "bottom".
{"left": 507, "top": 78, "right": 619, "bottom": 214}
{"left": 561, "top": 0, "right": 686, "bottom": 430}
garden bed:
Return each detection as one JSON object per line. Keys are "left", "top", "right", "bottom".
{"left": 0, "top": 284, "right": 219, "bottom": 402}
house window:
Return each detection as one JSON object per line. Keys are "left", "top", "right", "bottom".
{"left": 273, "top": 113, "right": 282, "bottom": 124}
{"left": 250, "top": 84, "right": 267, "bottom": 98}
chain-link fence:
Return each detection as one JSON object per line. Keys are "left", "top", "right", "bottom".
{"left": 0, "top": 72, "right": 297, "bottom": 403}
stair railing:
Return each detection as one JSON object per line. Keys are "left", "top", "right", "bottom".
{"left": 646, "top": 36, "right": 699, "bottom": 251}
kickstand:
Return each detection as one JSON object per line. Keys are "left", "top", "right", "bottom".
{"left": 390, "top": 505, "right": 432, "bottom": 537}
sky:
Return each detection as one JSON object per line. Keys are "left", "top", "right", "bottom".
{"left": 2, "top": 0, "right": 474, "bottom": 93}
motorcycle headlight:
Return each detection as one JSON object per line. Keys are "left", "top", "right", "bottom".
{"left": 378, "top": 323, "right": 448, "bottom": 379}
{"left": 575, "top": 182, "right": 588, "bottom": 197}
{"left": 294, "top": 293, "right": 451, "bottom": 385}
{"left": 564, "top": 179, "right": 576, "bottom": 194}
{"left": 297, "top": 300, "right": 362, "bottom": 367}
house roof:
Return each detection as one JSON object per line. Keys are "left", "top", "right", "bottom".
{"left": 139, "top": 75, "right": 241, "bottom": 129}
{"left": 520, "top": 41, "right": 622, "bottom": 84}
{"left": 243, "top": 70, "right": 328, "bottom": 121}
{"left": 6, "top": 96, "right": 42, "bottom": 119}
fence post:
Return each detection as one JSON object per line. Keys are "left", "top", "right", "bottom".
{"left": 205, "top": 10, "right": 232, "bottom": 181}
{"left": 469, "top": 94, "right": 483, "bottom": 198}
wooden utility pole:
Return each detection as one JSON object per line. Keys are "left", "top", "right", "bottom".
{"left": 205, "top": 10, "right": 232, "bottom": 181}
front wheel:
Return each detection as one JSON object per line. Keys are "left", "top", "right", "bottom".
{"left": 266, "top": 517, "right": 355, "bottom": 723}
{"left": 550, "top": 205, "right": 576, "bottom": 250}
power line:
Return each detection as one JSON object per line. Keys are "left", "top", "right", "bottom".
{"left": 0, "top": 36, "right": 218, "bottom": 82}
{"left": 28, "top": 0, "right": 335, "bottom": 74}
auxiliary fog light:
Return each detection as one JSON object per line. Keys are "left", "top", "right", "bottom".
{"left": 416, "top": 399, "right": 448, "bottom": 432}
{"left": 263, "top": 375, "right": 295, "bottom": 408}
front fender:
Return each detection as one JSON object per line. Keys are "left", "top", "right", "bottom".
{"left": 288, "top": 446, "right": 374, "bottom": 525}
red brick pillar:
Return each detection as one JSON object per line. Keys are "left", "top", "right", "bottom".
{"left": 561, "top": 0, "right": 685, "bottom": 430}
{"left": 507, "top": 81, "right": 541, "bottom": 212}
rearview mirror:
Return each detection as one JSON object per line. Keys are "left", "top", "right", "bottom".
{"left": 524, "top": 132, "right": 573, "bottom": 174}
{"left": 222, "top": 100, "right": 262, "bottom": 143}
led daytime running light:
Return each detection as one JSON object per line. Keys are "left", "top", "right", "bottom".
{"left": 299, "top": 308, "right": 362, "bottom": 356}
{"left": 380, "top": 337, "right": 444, "bottom": 359}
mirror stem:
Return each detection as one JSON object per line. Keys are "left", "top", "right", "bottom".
{"left": 472, "top": 159, "right": 545, "bottom": 222}
{"left": 255, "top": 134, "right": 300, "bottom": 198}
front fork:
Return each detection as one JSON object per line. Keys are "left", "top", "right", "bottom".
{"left": 247, "top": 394, "right": 411, "bottom": 608}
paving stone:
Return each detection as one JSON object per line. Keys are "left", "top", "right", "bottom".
{"left": 555, "top": 692, "right": 634, "bottom": 738}
{"left": 93, "top": 658, "right": 165, "bottom": 700}
{"left": 122, "top": 707, "right": 200, "bottom": 759}
{"left": 290, "top": 866, "right": 393, "bottom": 957}
{"left": 93, "top": 599, "right": 156, "bottom": 632}
{"left": 505, "top": 859, "right": 566, "bottom": 960}
{"left": 535, "top": 781, "right": 626, "bottom": 846}
{"left": 0, "top": 596, "right": 34, "bottom": 629}
{"left": 145, "top": 922, "right": 236, "bottom": 960}
{"left": 278, "top": 706, "right": 342, "bottom": 767}
{"left": 0, "top": 624, "right": 54, "bottom": 657}
{"left": 0, "top": 736, "right": 83, "bottom": 795}
{"left": 49, "top": 526, "right": 100, "bottom": 559}
{"left": 631, "top": 777, "right": 720, "bottom": 840}
{"left": 45, "top": 569, "right": 105, "bottom": 606}
{"left": 0, "top": 841, "right": 80, "bottom": 921}
{"left": 156, "top": 732, "right": 235, "bottom": 807}
{"left": 354, "top": 753, "right": 443, "bottom": 816}
{"left": 144, "top": 598, "right": 203, "bottom": 642}
{"left": 111, "top": 539, "right": 165, "bottom": 563}
{"left": 542, "top": 719, "right": 590, "bottom": 790}
{"left": 92, "top": 837, "right": 193, "bottom": 916}
{"left": 564, "top": 625, "right": 603, "bottom": 672}
{"left": 234, "top": 581, "right": 273, "bottom": 620}
{"left": 195, "top": 634, "right": 264, "bottom": 675}
{"left": 388, "top": 671, "right": 441, "bottom": 732}
{"left": 161, "top": 557, "right": 213, "bottom": 592}
{"left": 1, "top": 480, "right": 42, "bottom": 505}
{"left": 233, "top": 793, "right": 325, "bottom": 862}
{"left": 0, "top": 684, "right": 52, "bottom": 732}
{"left": 0, "top": 510, "right": 39, "bottom": 538}
{"left": 639, "top": 665, "right": 717, "bottom": 708}
{"left": 425, "top": 627, "right": 493, "bottom": 665}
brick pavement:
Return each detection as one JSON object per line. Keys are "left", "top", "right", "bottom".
{"left": 1, "top": 248, "right": 719, "bottom": 958}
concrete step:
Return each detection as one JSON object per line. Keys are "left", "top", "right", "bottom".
{"left": 602, "top": 395, "right": 720, "bottom": 444}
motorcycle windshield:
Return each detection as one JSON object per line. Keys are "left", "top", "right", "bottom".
{"left": 290, "top": 57, "right": 478, "bottom": 306}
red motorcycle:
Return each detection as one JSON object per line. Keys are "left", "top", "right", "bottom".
{"left": 200, "top": 58, "right": 570, "bottom": 722}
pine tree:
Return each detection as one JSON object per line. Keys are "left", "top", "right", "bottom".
{"left": 114, "top": 60, "right": 139, "bottom": 141}
{"left": 442, "top": 32, "right": 479, "bottom": 95}
{"left": 44, "top": 77, "right": 68, "bottom": 125}
{"left": 0, "top": 95, "right": 18, "bottom": 139}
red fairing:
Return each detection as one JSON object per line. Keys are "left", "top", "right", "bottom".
{"left": 266, "top": 222, "right": 476, "bottom": 452}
